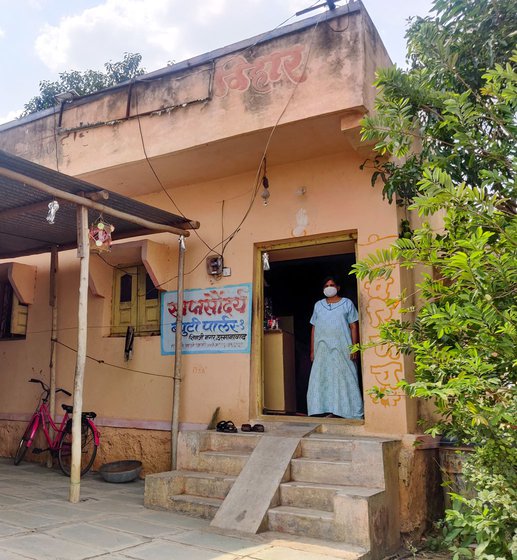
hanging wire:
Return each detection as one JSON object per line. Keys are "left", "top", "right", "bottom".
{"left": 220, "top": 11, "right": 324, "bottom": 254}
{"left": 28, "top": 1, "right": 333, "bottom": 312}
{"left": 130, "top": 0, "right": 327, "bottom": 261}
{"left": 54, "top": 339, "right": 173, "bottom": 380}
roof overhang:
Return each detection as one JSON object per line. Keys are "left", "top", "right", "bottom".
{"left": 0, "top": 149, "right": 198, "bottom": 260}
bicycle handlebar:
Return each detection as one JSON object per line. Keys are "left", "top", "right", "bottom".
{"left": 29, "top": 378, "right": 71, "bottom": 397}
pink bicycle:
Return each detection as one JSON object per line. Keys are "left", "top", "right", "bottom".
{"left": 14, "top": 378, "right": 100, "bottom": 476}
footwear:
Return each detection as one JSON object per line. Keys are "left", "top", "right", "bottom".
{"left": 251, "top": 424, "right": 265, "bottom": 432}
{"left": 216, "top": 420, "right": 238, "bottom": 433}
{"left": 241, "top": 424, "right": 252, "bottom": 432}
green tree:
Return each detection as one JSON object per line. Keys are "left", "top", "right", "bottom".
{"left": 354, "top": 1, "right": 517, "bottom": 557}
{"left": 22, "top": 52, "right": 145, "bottom": 117}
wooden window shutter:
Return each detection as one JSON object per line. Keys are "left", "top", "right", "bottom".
{"left": 10, "top": 292, "right": 28, "bottom": 336}
{"left": 112, "top": 267, "right": 138, "bottom": 335}
{"left": 136, "top": 267, "right": 160, "bottom": 334}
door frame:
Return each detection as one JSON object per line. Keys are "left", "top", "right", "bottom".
{"left": 251, "top": 230, "right": 360, "bottom": 422}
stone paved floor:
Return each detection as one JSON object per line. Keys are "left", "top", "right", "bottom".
{"left": 0, "top": 458, "right": 367, "bottom": 560}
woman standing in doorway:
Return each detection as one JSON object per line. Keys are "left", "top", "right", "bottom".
{"left": 307, "top": 276, "right": 363, "bottom": 419}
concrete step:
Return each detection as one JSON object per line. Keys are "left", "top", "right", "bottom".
{"left": 198, "top": 450, "right": 251, "bottom": 476}
{"left": 280, "top": 481, "right": 338, "bottom": 511}
{"left": 280, "top": 481, "right": 346, "bottom": 511}
{"left": 169, "top": 494, "right": 223, "bottom": 519}
{"left": 290, "top": 458, "right": 354, "bottom": 485}
{"left": 268, "top": 505, "right": 335, "bottom": 541}
{"left": 279, "top": 481, "right": 381, "bottom": 512}
{"left": 181, "top": 471, "right": 236, "bottom": 499}
{"left": 206, "top": 431, "right": 261, "bottom": 453}
{"left": 300, "top": 437, "right": 353, "bottom": 461}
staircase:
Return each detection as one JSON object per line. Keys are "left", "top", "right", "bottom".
{"left": 144, "top": 427, "right": 400, "bottom": 559}
{"left": 267, "top": 432, "right": 400, "bottom": 556}
{"left": 144, "top": 430, "right": 261, "bottom": 517}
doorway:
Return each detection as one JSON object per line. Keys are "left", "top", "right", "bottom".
{"left": 258, "top": 236, "right": 362, "bottom": 417}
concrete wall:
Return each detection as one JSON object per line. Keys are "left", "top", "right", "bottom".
{"left": 0, "top": 149, "right": 410, "bottom": 430}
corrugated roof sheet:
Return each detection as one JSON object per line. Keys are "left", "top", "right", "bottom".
{"left": 0, "top": 149, "right": 196, "bottom": 259}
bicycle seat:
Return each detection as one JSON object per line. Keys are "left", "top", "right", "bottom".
{"left": 61, "top": 404, "right": 96, "bottom": 419}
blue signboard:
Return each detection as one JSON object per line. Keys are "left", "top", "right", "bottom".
{"left": 161, "top": 283, "right": 252, "bottom": 355}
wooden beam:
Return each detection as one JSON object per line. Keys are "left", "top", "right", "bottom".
{"left": 171, "top": 235, "right": 186, "bottom": 470}
{"left": 47, "top": 247, "right": 58, "bottom": 469}
{"left": 0, "top": 167, "right": 192, "bottom": 237}
{"left": 69, "top": 204, "right": 89, "bottom": 503}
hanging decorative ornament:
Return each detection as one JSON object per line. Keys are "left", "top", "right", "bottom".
{"left": 260, "top": 157, "right": 270, "bottom": 206}
{"left": 46, "top": 200, "right": 60, "bottom": 224}
{"left": 261, "top": 181, "right": 270, "bottom": 206}
{"left": 89, "top": 217, "right": 115, "bottom": 253}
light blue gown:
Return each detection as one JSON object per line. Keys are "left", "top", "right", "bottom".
{"left": 307, "top": 298, "right": 364, "bottom": 419}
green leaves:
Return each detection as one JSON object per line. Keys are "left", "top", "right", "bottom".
{"left": 22, "top": 53, "right": 145, "bottom": 117}
{"left": 356, "top": 2, "right": 517, "bottom": 556}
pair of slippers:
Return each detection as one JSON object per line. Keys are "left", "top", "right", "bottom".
{"left": 215, "top": 421, "right": 265, "bottom": 433}
{"left": 241, "top": 423, "right": 265, "bottom": 432}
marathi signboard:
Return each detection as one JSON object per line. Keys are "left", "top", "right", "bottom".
{"left": 161, "top": 283, "right": 252, "bottom": 355}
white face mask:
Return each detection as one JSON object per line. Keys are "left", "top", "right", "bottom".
{"left": 323, "top": 286, "right": 337, "bottom": 298}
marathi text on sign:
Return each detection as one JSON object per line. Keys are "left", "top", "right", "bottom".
{"left": 213, "top": 45, "right": 307, "bottom": 97}
{"left": 161, "top": 284, "right": 252, "bottom": 355}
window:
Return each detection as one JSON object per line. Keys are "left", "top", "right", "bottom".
{"left": 0, "top": 281, "right": 28, "bottom": 339}
{"left": 111, "top": 265, "right": 160, "bottom": 336}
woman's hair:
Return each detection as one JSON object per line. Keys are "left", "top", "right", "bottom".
{"left": 322, "top": 275, "right": 341, "bottom": 289}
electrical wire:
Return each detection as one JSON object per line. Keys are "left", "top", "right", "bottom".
{"left": 324, "top": 0, "right": 350, "bottom": 32}
{"left": 109, "top": 5, "right": 326, "bottom": 295}
{"left": 54, "top": 339, "right": 173, "bottom": 380}
{"left": 24, "top": 243, "right": 214, "bottom": 337}
{"left": 133, "top": 90, "right": 223, "bottom": 258}
{"left": 13, "top": 1, "right": 327, "bottom": 155}
{"left": 127, "top": 0, "right": 328, "bottom": 261}
{"left": 220, "top": 11, "right": 324, "bottom": 255}
{"left": 14, "top": 1, "right": 334, "bottom": 317}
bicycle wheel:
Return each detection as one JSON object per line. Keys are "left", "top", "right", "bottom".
{"left": 58, "top": 420, "right": 97, "bottom": 476}
{"left": 14, "top": 417, "right": 38, "bottom": 466}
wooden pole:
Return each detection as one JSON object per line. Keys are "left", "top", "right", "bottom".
{"left": 46, "top": 247, "right": 58, "bottom": 469}
{"left": 171, "top": 235, "right": 186, "bottom": 470}
{"left": 69, "top": 205, "right": 89, "bottom": 503}
{"left": 0, "top": 167, "right": 192, "bottom": 236}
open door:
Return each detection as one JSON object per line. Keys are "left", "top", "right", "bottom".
{"left": 257, "top": 234, "right": 362, "bottom": 418}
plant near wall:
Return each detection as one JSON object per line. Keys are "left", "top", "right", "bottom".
{"left": 353, "top": 1, "right": 517, "bottom": 557}
{"left": 21, "top": 52, "right": 145, "bottom": 117}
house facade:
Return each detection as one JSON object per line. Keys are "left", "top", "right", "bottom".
{"left": 0, "top": 2, "right": 442, "bottom": 539}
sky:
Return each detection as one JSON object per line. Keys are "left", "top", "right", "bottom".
{"left": 0, "top": 0, "right": 434, "bottom": 125}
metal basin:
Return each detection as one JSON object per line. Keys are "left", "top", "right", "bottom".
{"left": 99, "top": 460, "right": 142, "bottom": 483}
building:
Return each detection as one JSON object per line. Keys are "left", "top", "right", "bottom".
{"left": 0, "top": 2, "right": 442, "bottom": 556}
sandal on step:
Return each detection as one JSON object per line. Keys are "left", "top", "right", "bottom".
{"left": 241, "top": 424, "right": 252, "bottom": 432}
{"left": 216, "top": 420, "right": 228, "bottom": 432}
{"left": 223, "top": 421, "right": 238, "bottom": 433}
{"left": 251, "top": 424, "right": 265, "bottom": 432}
{"left": 217, "top": 420, "right": 237, "bottom": 433}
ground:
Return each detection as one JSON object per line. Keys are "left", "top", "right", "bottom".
{"left": 0, "top": 458, "right": 453, "bottom": 560}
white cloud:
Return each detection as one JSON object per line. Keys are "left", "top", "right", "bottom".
{"left": 32, "top": 0, "right": 316, "bottom": 77}
{"left": 0, "top": 108, "right": 22, "bottom": 125}
{"left": 0, "top": 27, "right": 5, "bottom": 39}
{"left": 34, "top": 0, "right": 185, "bottom": 73}
{"left": 194, "top": 0, "right": 228, "bottom": 26}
